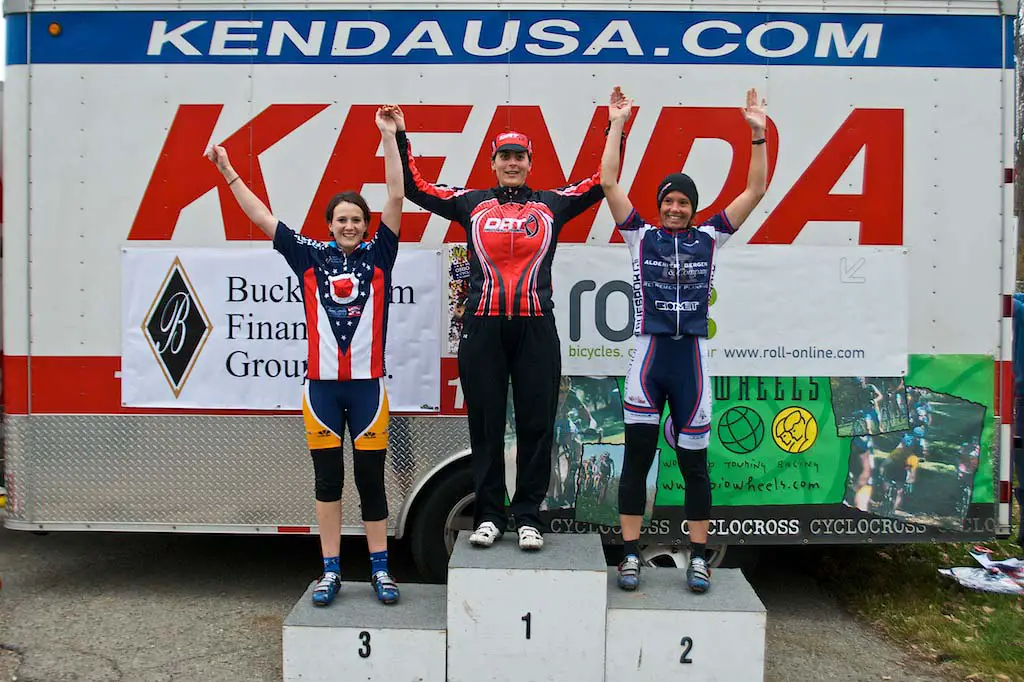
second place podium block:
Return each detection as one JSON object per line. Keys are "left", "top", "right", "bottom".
{"left": 604, "top": 567, "right": 767, "bottom": 682}
{"left": 446, "top": 532, "right": 608, "bottom": 682}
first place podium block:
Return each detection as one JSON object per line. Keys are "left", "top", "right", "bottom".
{"left": 605, "top": 567, "right": 767, "bottom": 682}
{"left": 282, "top": 581, "right": 447, "bottom": 682}
{"left": 446, "top": 532, "right": 608, "bottom": 682}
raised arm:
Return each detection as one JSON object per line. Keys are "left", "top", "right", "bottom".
{"left": 376, "top": 105, "right": 404, "bottom": 236}
{"left": 393, "top": 107, "right": 467, "bottom": 223}
{"left": 601, "top": 86, "right": 635, "bottom": 226}
{"left": 723, "top": 88, "right": 769, "bottom": 230}
{"left": 205, "top": 145, "right": 278, "bottom": 239}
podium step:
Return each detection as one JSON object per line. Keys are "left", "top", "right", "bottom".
{"left": 282, "top": 580, "right": 447, "bottom": 682}
{"left": 446, "top": 532, "right": 608, "bottom": 682}
{"left": 605, "top": 567, "right": 767, "bottom": 681}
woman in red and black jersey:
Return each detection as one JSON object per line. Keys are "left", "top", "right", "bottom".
{"left": 394, "top": 107, "right": 609, "bottom": 551}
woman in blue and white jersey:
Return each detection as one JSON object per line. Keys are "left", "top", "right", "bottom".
{"left": 600, "top": 86, "right": 768, "bottom": 593}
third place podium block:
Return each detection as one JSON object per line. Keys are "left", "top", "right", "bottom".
{"left": 282, "top": 581, "right": 447, "bottom": 682}
{"left": 604, "top": 567, "right": 767, "bottom": 682}
{"left": 446, "top": 532, "right": 608, "bottom": 682}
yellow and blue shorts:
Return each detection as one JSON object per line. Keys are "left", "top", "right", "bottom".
{"left": 302, "top": 378, "right": 390, "bottom": 451}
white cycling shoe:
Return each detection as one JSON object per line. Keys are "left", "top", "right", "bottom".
{"left": 469, "top": 521, "right": 502, "bottom": 547}
{"left": 517, "top": 525, "right": 544, "bottom": 551}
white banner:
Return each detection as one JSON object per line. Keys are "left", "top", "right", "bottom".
{"left": 552, "top": 245, "right": 909, "bottom": 377}
{"left": 121, "top": 246, "right": 441, "bottom": 411}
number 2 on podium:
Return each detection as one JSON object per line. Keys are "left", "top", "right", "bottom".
{"left": 680, "top": 636, "right": 693, "bottom": 664}
{"left": 521, "top": 612, "right": 531, "bottom": 639}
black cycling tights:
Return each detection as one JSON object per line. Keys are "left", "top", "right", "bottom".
{"left": 618, "top": 423, "right": 711, "bottom": 521}
{"left": 310, "top": 447, "right": 389, "bottom": 522}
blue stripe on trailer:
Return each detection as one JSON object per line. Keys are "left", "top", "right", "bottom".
{"left": 6, "top": 10, "right": 1009, "bottom": 69}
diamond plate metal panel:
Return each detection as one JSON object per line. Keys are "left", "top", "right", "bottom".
{"left": 4, "top": 414, "right": 30, "bottom": 518}
{"left": 3, "top": 414, "right": 471, "bottom": 532}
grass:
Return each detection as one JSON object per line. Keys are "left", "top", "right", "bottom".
{"left": 810, "top": 505, "right": 1024, "bottom": 682}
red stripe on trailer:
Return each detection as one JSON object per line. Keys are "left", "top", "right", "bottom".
{"left": 278, "top": 526, "right": 312, "bottom": 534}
{"left": 0, "top": 355, "right": 426, "bottom": 416}
{"left": 1, "top": 355, "right": 299, "bottom": 415}
{"left": 999, "top": 480, "right": 1012, "bottom": 504}
{"left": 996, "top": 360, "right": 1014, "bottom": 424}
{"left": 2, "top": 355, "right": 28, "bottom": 414}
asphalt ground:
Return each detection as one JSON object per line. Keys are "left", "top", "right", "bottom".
{"left": 0, "top": 525, "right": 953, "bottom": 681}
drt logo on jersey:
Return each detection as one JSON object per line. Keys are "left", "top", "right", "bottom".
{"left": 142, "top": 257, "right": 212, "bottom": 397}
{"left": 481, "top": 214, "right": 541, "bottom": 237}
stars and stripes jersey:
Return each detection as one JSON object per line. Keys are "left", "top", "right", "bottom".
{"left": 617, "top": 209, "right": 737, "bottom": 338}
{"left": 272, "top": 222, "right": 398, "bottom": 381}
{"left": 397, "top": 130, "right": 604, "bottom": 317}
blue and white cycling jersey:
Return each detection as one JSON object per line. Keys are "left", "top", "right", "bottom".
{"left": 617, "top": 209, "right": 736, "bottom": 337}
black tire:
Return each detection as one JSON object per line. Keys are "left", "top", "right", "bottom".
{"left": 724, "top": 545, "right": 761, "bottom": 579}
{"left": 409, "top": 465, "right": 474, "bottom": 583}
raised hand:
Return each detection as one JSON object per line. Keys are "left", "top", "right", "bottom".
{"left": 376, "top": 105, "right": 399, "bottom": 135}
{"left": 387, "top": 104, "right": 406, "bottom": 132}
{"left": 609, "top": 86, "right": 632, "bottom": 123}
{"left": 204, "top": 144, "right": 231, "bottom": 173}
{"left": 742, "top": 88, "right": 767, "bottom": 135}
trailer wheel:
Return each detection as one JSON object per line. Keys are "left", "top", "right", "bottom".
{"left": 409, "top": 466, "right": 474, "bottom": 583}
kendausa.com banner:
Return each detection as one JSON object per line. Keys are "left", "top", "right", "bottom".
{"left": 121, "top": 246, "right": 442, "bottom": 411}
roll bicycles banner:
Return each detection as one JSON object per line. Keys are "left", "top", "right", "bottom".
{"left": 550, "top": 245, "right": 909, "bottom": 377}
{"left": 121, "top": 246, "right": 442, "bottom": 411}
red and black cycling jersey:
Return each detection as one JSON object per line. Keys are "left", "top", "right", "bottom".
{"left": 396, "top": 130, "right": 604, "bottom": 317}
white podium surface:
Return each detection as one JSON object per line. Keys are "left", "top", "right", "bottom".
{"left": 283, "top": 581, "right": 447, "bottom": 682}
{"left": 604, "top": 567, "right": 767, "bottom": 682}
{"left": 446, "top": 532, "right": 608, "bottom": 682}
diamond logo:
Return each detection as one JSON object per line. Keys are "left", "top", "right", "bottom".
{"left": 143, "top": 257, "right": 212, "bottom": 397}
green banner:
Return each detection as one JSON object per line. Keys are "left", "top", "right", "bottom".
{"left": 653, "top": 354, "right": 994, "bottom": 527}
{"left": 534, "top": 354, "right": 995, "bottom": 532}
{"left": 678, "top": 377, "right": 838, "bottom": 506}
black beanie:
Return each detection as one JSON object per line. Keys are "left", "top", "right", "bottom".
{"left": 656, "top": 173, "right": 698, "bottom": 211}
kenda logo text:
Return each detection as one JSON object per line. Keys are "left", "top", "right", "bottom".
{"left": 129, "top": 103, "right": 903, "bottom": 246}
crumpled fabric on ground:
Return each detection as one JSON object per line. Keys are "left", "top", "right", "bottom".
{"left": 938, "top": 546, "right": 1024, "bottom": 595}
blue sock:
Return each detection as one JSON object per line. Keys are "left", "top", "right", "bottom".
{"left": 370, "top": 550, "right": 389, "bottom": 576}
{"left": 323, "top": 556, "right": 340, "bottom": 575}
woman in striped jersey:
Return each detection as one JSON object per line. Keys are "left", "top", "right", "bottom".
{"left": 206, "top": 105, "right": 404, "bottom": 608}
